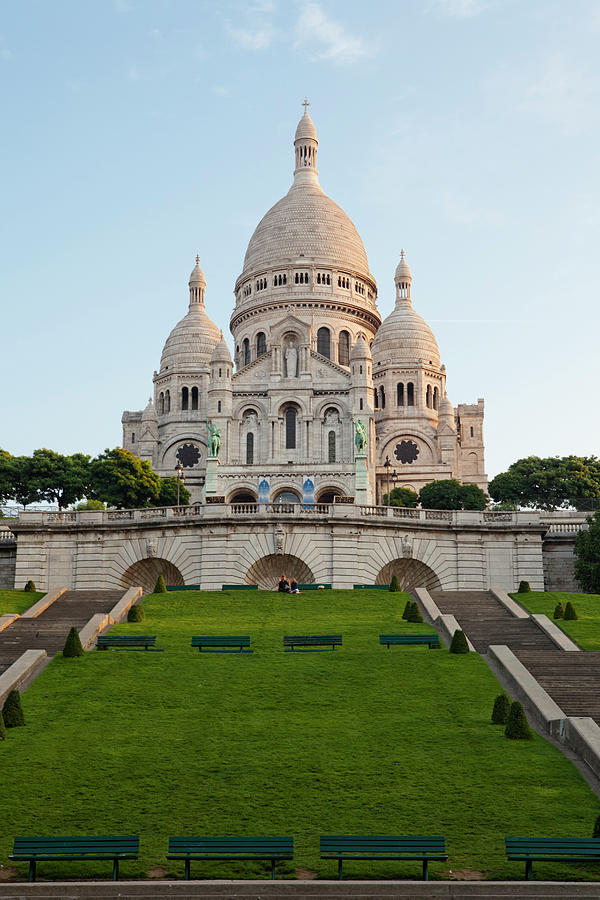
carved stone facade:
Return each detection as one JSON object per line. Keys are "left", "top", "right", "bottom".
{"left": 121, "top": 105, "right": 487, "bottom": 504}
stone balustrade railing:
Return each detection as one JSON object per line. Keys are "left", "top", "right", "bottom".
{"left": 10, "top": 504, "right": 570, "bottom": 530}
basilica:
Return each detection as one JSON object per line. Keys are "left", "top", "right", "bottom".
{"left": 121, "top": 104, "right": 487, "bottom": 506}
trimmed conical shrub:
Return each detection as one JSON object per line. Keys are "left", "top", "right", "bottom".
{"left": 63, "top": 627, "right": 84, "bottom": 658}
{"left": 154, "top": 575, "right": 167, "bottom": 594}
{"left": 408, "top": 602, "right": 423, "bottom": 623}
{"left": 593, "top": 815, "right": 600, "bottom": 838}
{"left": 24, "top": 580, "right": 36, "bottom": 592}
{"left": 450, "top": 629, "right": 469, "bottom": 654}
{"left": 517, "top": 580, "right": 531, "bottom": 594}
{"left": 389, "top": 575, "right": 400, "bottom": 593}
{"left": 402, "top": 600, "right": 412, "bottom": 620}
{"left": 492, "top": 692, "right": 511, "bottom": 724}
{"left": 0, "top": 710, "right": 5, "bottom": 741}
{"left": 564, "top": 601, "right": 578, "bottom": 621}
{"left": 554, "top": 602, "right": 565, "bottom": 619}
{"left": 127, "top": 604, "right": 145, "bottom": 623}
{"left": 505, "top": 701, "right": 532, "bottom": 740}
{"left": 2, "top": 690, "right": 25, "bottom": 727}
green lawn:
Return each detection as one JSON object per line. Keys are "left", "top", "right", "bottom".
{"left": 1, "top": 589, "right": 599, "bottom": 882}
{"left": 0, "top": 589, "right": 43, "bottom": 616}
{"left": 512, "top": 591, "right": 600, "bottom": 651}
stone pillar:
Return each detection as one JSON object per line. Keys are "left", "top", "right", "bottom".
{"left": 203, "top": 457, "right": 220, "bottom": 501}
{"left": 354, "top": 453, "right": 372, "bottom": 505}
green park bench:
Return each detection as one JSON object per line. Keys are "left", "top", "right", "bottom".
{"left": 320, "top": 835, "right": 447, "bottom": 880}
{"left": 96, "top": 635, "right": 162, "bottom": 652}
{"left": 353, "top": 584, "right": 390, "bottom": 590}
{"left": 166, "top": 836, "right": 294, "bottom": 880}
{"left": 505, "top": 837, "right": 600, "bottom": 880}
{"left": 191, "top": 636, "right": 253, "bottom": 653}
{"left": 296, "top": 583, "right": 332, "bottom": 590}
{"left": 166, "top": 584, "right": 200, "bottom": 591}
{"left": 284, "top": 634, "right": 342, "bottom": 652}
{"left": 222, "top": 584, "right": 258, "bottom": 590}
{"left": 10, "top": 835, "right": 140, "bottom": 882}
{"left": 379, "top": 634, "right": 440, "bottom": 649}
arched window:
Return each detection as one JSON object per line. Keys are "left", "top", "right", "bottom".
{"left": 433, "top": 387, "right": 439, "bottom": 410}
{"left": 285, "top": 407, "right": 296, "bottom": 449}
{"left": 243, "top": 338, "right": 250, "bottom": 366}
{"left": 246, "top": 432, "right": 254, "bottom": 465}
{"left": 181, "top": 386, "right": 189, "bottom": 411}
{"left": 317, "top": 273, "right": 321, "bottom": 284}
{"left": 159, "top": 392, "right": 164, "bottom": 415}
{"left": 328, "top": 430, "right": 336, "bottom": 463}
{"left": 397, "top": 383, "right": 404, "bottom": 406}
{"left": 191, "top": 386, "right": 198, "bottom": 410}
{"left": 338, "top": 330, "right": 350, "bottom": 366}
{"left": 359, "top": 397, "right": 363, "bottom": 410}
{"left": 374, "top": 389, "right": 379, "bottom": 409}
{"left": 317, "top": 327, "right": 331, "bottom": 359}
{"left": 218, "top": 400, "right": 222, "bottom": 413}
{"left": 380, "top": 385, "right": 386, "bottom": 409}
{"left": 165, "top": 389, "right": 170, "bottom": 412}
{"left": 407, "top": 382, "right": 414, "bottom": 406}
{"left": 426, "top": 385, "right": 432, "bottom": 408}
{"left": 256, "top": 332, "right": 266, "bottom": 357}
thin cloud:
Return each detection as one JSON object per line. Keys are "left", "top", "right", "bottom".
{"left": 294, "top": 2, "right": 369, "bottom": 65}
{"left": 431, "top": 0, "right": 493, "bottom": 18}
{"left": 224, "top": 1, "right": 277, "bottom": 51}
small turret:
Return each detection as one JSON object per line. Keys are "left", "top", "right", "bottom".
{"left": 189, "top": 255, "right": 207, "bottom": 306}
{"left": 139, "top": 397, "right": 158, "bottom": 465}
{"left": 350, "top": 331, "right": 374, "bottom": 421}
{"left": 208, "top": 332, "right": 233, "bottom": 420}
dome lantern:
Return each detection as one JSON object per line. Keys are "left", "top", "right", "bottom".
{"left": 189, "top": 254, "right": 207, "bottom": 306}
{"left": 395, "top": 249, "right": 412, "bottom": 303}
{"left": 293, "top": 98, "right": 319, "bottom": 185}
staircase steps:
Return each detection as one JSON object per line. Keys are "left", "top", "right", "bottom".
{"left": 516, "top": 650, "right": 600, "bottom": 724}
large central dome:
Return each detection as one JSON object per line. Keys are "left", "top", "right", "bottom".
{"left": 240, "top": 106, "right": 371, "bottom": 279}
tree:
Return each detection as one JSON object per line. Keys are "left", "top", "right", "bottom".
{"left": 11, "top": 456, "right": 42, "bottom": 507}
{"left": 0, "top": 709, "right": 5, "bottom": 740}
{"left": 154, "top": 575, "right": 167, "bottom": 593}
{"left": 517, "top": 581, "right": 531, "bottom": 594}
{"left": 157, "top": 476, "right": 191, "bottom": 507}
{"left": 449, "top": 629, "right": 469, "bottom": 653}
{"left": 127, "top": 604, "right": 145, "bottom": 622}
{"left": 89, "top": 448, "right": 162, "bottom": 509}
{"left": 505, "top": 701, "right": 532, "bottom": 739}
{"left": 408, "top": 601, "right": 423, "bottom": 623}
{"left": 389, "top": 575, "right": 400, "bottom": 592}
{"left": 2, "top": 689, "right": 25, "bottom": 727}
{"left": 24, "top": 580, "right": 36, "bottom": 592}
{"left": 383, "top": 487, "right": 419, "bottom": 508}
{"left": 489, "top": 455, "right": 600, "bottom": 511}
{"left": 492, "top": 693, "right": 511, "bottom": 724}
{"left": 402, "top": 599, "right": 412, "bottom": 620}
{"left": 75, "top": 499, "right": 106, "bottom": 510}
{"left": 0, "top": 450, "right": 15, "bottom": 504}
{"left": 554, "top": 602, "right": 565, "bottom": 619}
{"left": 28, "top": 449, "right": 91, "bottom": 509}
{"left": 574, "top": 511, "right": 600, "bottom": 593}
{"left": 63, "top": 626, "right": 84, "bottom": 657}
{"left": 419, "top": 479, "right": 488, "bottom": 510}
{"left": 564, "top": 601, "right": 578, "bottom": 621}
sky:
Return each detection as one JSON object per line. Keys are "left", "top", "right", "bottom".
{"left": 1, "top": 0, "right": 599, "bottom": 479}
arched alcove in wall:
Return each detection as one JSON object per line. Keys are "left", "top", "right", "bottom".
{"left": 375, "top": 558, "right": 441, "bottom": 592}
{"left": 119, "top": 557, "right": 185, "bottom": 595}
{"left": 246, "top": 553, "right": 314, "bottom": 590}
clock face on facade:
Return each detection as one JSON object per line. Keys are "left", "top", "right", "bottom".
{"left": 176, "top": 443, "right": 201, "bottom": 468}
{"left": 394, "top": 440, "right": 419, "bottom": 464}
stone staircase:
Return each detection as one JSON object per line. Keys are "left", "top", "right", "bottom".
{"left": 0, "top": 589, "right": 122, "bottom": 676}
{"left": 429, "top": 591, "right": 556, "bottom": 654}
{"left": 516, "top": 651, "right": 600, "bottom": 725}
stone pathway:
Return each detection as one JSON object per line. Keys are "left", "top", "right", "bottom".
{"left": 0, "top": 589, "right": 122, "bottom": 676}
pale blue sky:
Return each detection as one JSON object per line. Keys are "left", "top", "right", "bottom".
{"left": 1, "top": 0, "right": 599, "bottom": 478}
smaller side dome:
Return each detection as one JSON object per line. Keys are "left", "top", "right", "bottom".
{"left": 350, "top": 331, "right": 372, "bottom": 361}
{"left": 211, "top": 332, "right": 233, "bottom": 363}
{"left": 142, "top": 397, "right": 157, "bottom": 422}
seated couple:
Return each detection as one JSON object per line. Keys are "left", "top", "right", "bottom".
{"left": 277, "top": 574, "right": 300, "bottom": 594}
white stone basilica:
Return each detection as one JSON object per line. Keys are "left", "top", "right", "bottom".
{"left": 121, "top": 104, "right": 487, "bottom": 506}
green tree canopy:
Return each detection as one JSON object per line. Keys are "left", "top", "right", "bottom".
{"left": 419, "top": 479, "right": 488, "bottom": 510}
{"left": 157, "top": 476, "right": 191, "bottom": 507}
{"left": 89, "top": 448, "right": 163, "bottom": 509}
{"left": 488, "top": 456, "right": 600, "bottom": 510}
{"left": 383, "top": 486, "right": 419, "bottom": 507}
{"left": 0, "top": 450, "right": 15, "bottom": 505}
{"left": 574, "top": 512, "right": 600, "bottom": 593}
{"left": 29, "top": 449, "right": 91, "bottom": 509}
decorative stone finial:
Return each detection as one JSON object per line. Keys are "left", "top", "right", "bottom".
{"left": 196, "top": 254, "right": 200, "bottom": 265}
{"left": 302, "top": 97, "right": 310, "bottom": 112}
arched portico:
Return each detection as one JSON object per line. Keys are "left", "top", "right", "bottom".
{"left": 120, "top": 557, "right": 185, "bottom": 595}
{"left": 246, "top": 553, "right": 314, "bottom": 590}
{"left": 375, "top": 558, "right": 441, "bottom": 592}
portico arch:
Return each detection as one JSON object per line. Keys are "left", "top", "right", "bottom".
{"left": 375, "top": 558, "right": 441, "bottom": 592}
{"left": 246, "top": 553, "right": 314, "bottom": 589}
{"left": 119, "top": 557, "right": 185, "bottom": 595}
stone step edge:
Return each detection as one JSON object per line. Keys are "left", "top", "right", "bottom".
{"left": 20, "top": 586, "right": 67, "bottom": 619}
{"left": 413, "top": 588, "right": 476, "bottom": 652}
{"left": 0, "top": 647, "right": 47, "bottom": 707}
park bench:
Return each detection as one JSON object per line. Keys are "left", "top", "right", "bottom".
{"left": 284, "top": 634, "right": 342, "bottom": 652}
{"left": 96, "top": 635, "right": 161, "bottom": 651}
{"left": 505, "top": 837, "right": 600, "bottom": 880}
{"left": 10, "top": 835, "right": 139, "bottom": 882}
{"left": 166, "top": 836, "right": 293, "bottom": 880}
{"left": 222, "top": 584, "right": 258, "bottom": 590}
{"left": 354, "top": 584, "right": 390, "bottom": 590}
{"left": 191, "top": 635, "right": 253, "bottom": 653}
{"left": 166, "top": 584, "right": 200, "bottom": 591}
{"left": 320, "top": 835, "right": 447, "bottom": 880}
{"left": 379, "top": 634, "right": 440, "bottom": 649}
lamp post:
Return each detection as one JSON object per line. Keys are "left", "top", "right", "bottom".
{"left": 384, "top": 455, "right": 392, "bottom": 506}
{"left": 175, "top": 461, "right": 185, "bottom": 506}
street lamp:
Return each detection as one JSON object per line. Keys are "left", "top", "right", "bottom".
{"left": 175, "top": 461, "right": 185, "bottom": 506}
{"left": 383, "top": 455, "right": 392, "bottom": 506}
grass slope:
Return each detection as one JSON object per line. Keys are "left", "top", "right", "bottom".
{"left": 0, "top": 589, "right": 44, "bottom": 616}
{"left": 1, "top": 589, "right": 599, "bottom": 882}
{"left": 513, "top": 591, "right": 600, "bottom": 651}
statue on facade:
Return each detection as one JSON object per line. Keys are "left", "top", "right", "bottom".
{"left": 206, "top": 420, "right": 221, "bottom": 458}
{"left": 353, "top": 418, "right": 368, "bottom": 454}
{"left": 284, "top": 340, "right": 298, "bottom": 378}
